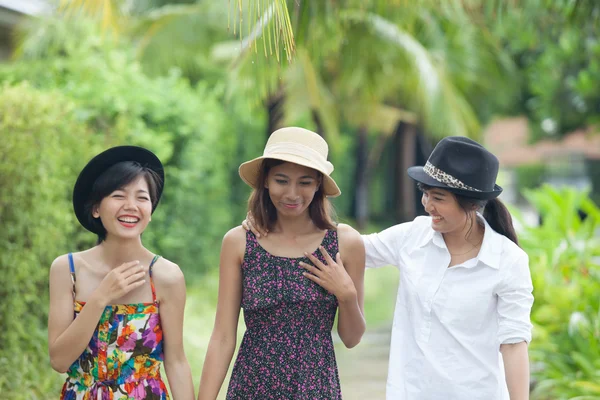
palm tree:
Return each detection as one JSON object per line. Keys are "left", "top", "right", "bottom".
{"left": 38, "top": 0, "right": 517, "bottom": 227}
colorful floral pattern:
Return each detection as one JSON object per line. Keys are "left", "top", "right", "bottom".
{"left": 226, "top": 230, "right": 342, "bottom": 399}
{"left": 60, "top": 255, "right": 170, "bottom": 400}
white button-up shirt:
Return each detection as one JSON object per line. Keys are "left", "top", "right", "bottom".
{"left": 363, "top": 215, "right": 534, "bottom": 400}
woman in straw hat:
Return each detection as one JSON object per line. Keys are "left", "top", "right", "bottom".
{"left": 244, "top": 136, "right": 534, "bottom": 399}
{"left": 197, "top": 127, "right": 366, "bottom": 400}
{"left": 48, "top": 146, "right": 194, "bottom": 400}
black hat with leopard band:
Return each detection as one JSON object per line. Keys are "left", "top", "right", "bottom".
{"left": 407, "top": 136, "right": 503, "bottom": 200}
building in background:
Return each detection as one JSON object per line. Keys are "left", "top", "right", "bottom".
{"left": 0, "top": 0, "right": 49, "bottom": 60}
{"left": 485, "top": 116, "right": 600, "bottom": 226}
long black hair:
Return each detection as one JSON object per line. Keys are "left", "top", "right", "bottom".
{"left": 84, "top": 161, "right": 162, "bottom": 243}
{"left": 418, "top": 183, "right": 519, "bottom": 245}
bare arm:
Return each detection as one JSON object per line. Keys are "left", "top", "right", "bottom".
{"left": 48, "top": 256, "right": 145, "bottom": 373}
{"left": 501, "top": 342, "right": 530, "bottom": 400}
{"left": 335, "top": 224, "right": 366, "bottom": 348}
{"left": 155, "top": 260, "right": 194, "bottom": 400}
{"left": 301, "top": 224, "right": 366, "bottom": 348}
{"left": 197, "top": 227, "right": 245, "bottom": 400}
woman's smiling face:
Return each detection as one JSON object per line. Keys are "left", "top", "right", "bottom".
{"left": 265, "top": 162, "right": 321, "bottom": 217}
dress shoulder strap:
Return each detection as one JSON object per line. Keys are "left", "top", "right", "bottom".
{"left": 68, "top": 253, "right": 76, "bottom": 301}
{"left": 149, "top": 255, "right": 161, "bottom": 303}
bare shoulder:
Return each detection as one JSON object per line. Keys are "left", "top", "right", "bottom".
{"left": 50, "top": 254, "right": 71, "bottom": 276}
{"left": 151, "top": 257, "right": 184, "bottom": 288}
{"left": 222, "top": 225, "right": 247, "bottom": 259}
{"left": 336, "top": 223, "right": 364, "bottom": 249}
{"left": 223, "top": 225, "right": 247, "bottom": 245}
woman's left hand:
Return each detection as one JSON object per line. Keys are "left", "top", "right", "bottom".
{"left": 300, "top": 246, "right": 357, "bottom": 302}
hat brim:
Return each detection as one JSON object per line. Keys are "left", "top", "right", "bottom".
{"left": 73, "top": 146, "right": 165, "bottom": 234}
{"left": 239, "top": 155, "right": 341, "bottom": 197}
{"left": 407, "top": 166, "right": 502, "bottom": 200}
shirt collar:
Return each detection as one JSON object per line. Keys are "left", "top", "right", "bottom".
{"left": 417, "top": 214, "right": 502, "bottom": 269}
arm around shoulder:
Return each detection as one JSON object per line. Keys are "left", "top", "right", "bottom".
{"left": 361, "top": 219, "right": 417, "bottom": 269}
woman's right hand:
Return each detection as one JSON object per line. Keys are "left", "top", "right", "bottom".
{"left": 241, "top": 212, "right": 268, "bottom": 238}
{"left": 94, "top": 261, "right": 146, "bottom": 306}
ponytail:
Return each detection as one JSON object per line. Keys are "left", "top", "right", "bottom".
{"left": 418, "top": 182, "right": 519, "bottom": 245}
{"left": 483, "top": 198, "right": 519, "bottom": 245}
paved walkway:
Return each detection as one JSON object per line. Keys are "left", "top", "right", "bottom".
{"left": 336, "top": 327, "right": 391, "bottom": 400}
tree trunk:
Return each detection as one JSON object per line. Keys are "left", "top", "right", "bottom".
{"left": 265, "top": 89, "right": 285, "bottom": 139}
{"left": 354, "top": 127, "right": 369, "bottom": 230}
{"left": 311, "top": 109, "right": 325, "bottom": 137}
{"left": 393, "top": 122, "right": 418, "bottom": 222}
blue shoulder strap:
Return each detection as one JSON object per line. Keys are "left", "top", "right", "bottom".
{"left": 68, "top": 253, "right": 76, "bottom": 301}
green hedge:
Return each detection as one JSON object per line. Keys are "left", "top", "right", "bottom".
{"left": 0, "top": 25, "right": 264, "bottom": 277}
{"left": 0, "top": 83, "right": 97, "bottom": 397}
{"left": 0, "top": 20, "right": 264, "bottom": 398}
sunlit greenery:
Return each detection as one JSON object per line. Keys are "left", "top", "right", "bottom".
{"left": 1, "top": 1, "right": 599, "bottom": 398}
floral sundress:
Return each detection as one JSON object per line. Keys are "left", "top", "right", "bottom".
{"left": 60, "top": 253, "right": 170, "bottom": 400}
{"left": 226, "top": 230, "right": 342, "bottom": 399}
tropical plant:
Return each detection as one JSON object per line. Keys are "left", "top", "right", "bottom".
{"left": 489, "top": 0, "right": 600, "bottom": 139}
{"left": 0, "top": 82, "right": 96, "bottom": 398}
{"left": 50, "top": 0, "right": 519, "bottom": 226}
{"left": 517, "top": 185, "right": 600, "bottom": 399}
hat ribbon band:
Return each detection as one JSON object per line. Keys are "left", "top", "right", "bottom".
{"left": 423, "top": 161, "right": 481, "bottom": 192}
{"left": 264, "top": 143, "right": 333, "bottom": 174}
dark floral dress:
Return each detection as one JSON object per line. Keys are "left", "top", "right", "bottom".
{"left": 60, "top": 254, "right": 170, "bottom": 400}
{"left": 227, "top": 230, "right": 342, "bottom": 399}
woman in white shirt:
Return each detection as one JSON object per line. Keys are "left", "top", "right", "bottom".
{"left": 245, "top": 136, "right": 533, "bottom": 400}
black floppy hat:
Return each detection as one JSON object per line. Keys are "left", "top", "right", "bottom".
{"left": 72, "top": 146, "right": 164, "bottom": 234}
{"left": 407, "top": 136, "right": 503, "bottom": 200}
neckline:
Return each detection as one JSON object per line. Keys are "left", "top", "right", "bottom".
{"left": 69, "top": 254, "right": 161, "bottom": 306}
{"left": 251, "top": 229, "right": 331, "bottom": 260}
{"left": 75, "top": 300, "right": 158, "bottom": 308}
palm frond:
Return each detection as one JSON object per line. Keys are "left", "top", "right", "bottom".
{"left": 234, "top": 0, "right": 295, "bottom": 62}
{"left": 284, "top": 48, "right": 339, "bottom": 141}
{"left": 340, "top": 10, "right": 481, "bottom": 138}
{"left": 58, "top": 0, "right": 123, "bottom": 33}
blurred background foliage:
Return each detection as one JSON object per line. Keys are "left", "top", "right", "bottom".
{"left": 0, "top": 0, "right": 599, "bottom": 398}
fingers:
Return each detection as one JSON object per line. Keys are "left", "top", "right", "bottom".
{"left": 299, "top": 261, "right": 320, "bottom": 276}
{"left": 318, "top": 246, "right": 335, "bottom": 266}
{"left": 246, "top": 212, "right": 267, "bottom": 237}
{"left": 302, "top": 271, "right": 322, "bottom": 285}
{"left": 249, "top": 221, "right": 267, "bottom": 238}
{"left": 122, "top": 263, "right": 145, "bottom": 279}
{"left": 117, "top": 260, "right": 141, "bottom": 273}
{"left": 305, "top": 251, "right": 326, "bottom": 270}
{"left": 125, "top": 270, "right": 146, "bottom": 286}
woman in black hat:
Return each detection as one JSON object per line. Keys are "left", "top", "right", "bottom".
{"left": 244, "top": 136, "right": 533, "bottom": 400}
{"left": 48, "top": 146, "right": 194, "bottom": 400}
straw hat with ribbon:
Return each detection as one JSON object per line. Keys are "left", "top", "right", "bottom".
{"left": 238, "top": 127, "right": 341, "bottom": 197}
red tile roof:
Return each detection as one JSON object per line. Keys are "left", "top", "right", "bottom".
{"left": 483, "top": 117, "right": 600, "bottom": 166}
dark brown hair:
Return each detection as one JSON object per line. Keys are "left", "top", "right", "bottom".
{"left": 85, "top": 161, "right": 162, "bottom": 243}
{"left": 248, "top": 159, "right": 336, "bottom": 232}
{"left": 417, "top": 183, "right": 519, "bottom": 245}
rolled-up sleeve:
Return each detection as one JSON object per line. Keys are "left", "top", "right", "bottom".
{"left": 496, "top": 252, "right": 534, "bottom": 345}
{"left": 362, "top": 222, "right": 412, "bottom": 269}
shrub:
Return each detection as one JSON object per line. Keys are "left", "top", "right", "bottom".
{"left": 0, "top": 83, "right": 98, "bottom": 398}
